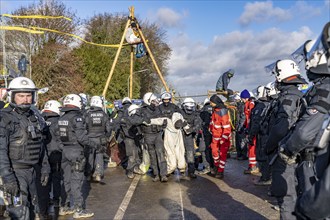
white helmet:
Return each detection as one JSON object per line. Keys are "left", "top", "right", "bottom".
{"left": 63, "top": 94, "right": 82, "bottom": 109}
{"left": 79, "top": 93, "right": 88, "bottom": 106}
{"left": 7, "top": 77, "right": 38, "bottom": 106}
{"left": 254, "top": 85, "right": 267, "bottom": 99}
{"left": 42, "top": 100, "right": 62, "bottom": 115}
{"left": 128, "top": 104, "right": 140, "bottom": 116}
{"left": 90, "top": 96, "right": 104, "bottom": 108}
{"left": 203, "top": 98, "right": 210, "bottom": 105}
{"left": 122, "top": 97, "right": 132, "bottom": 104}
{"left": 274, "top": 59, "right": 301, "bottom": 82}
{"left": 161, "top": 92, "right": 172, "bottom": 100}
{"left": 265, "top": 81, "right": 278, "bottom": 97}
{"left": 143, "top": 92, "right": 158, "bottom": 105}
{"left": 305, "top": 39, "right": 329, "bottom": 74}
{"left": 182, "top": 97, "right": 196, "bottom": 114}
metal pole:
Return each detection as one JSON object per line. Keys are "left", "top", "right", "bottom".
{"left": 1, "top": 16, "right": 7, "bottom": 87}
{"left": 129, "top": 46, "right": 134, "bottom": 99}
{"left": 29, "top": 32, "right": 32, "bottom": 79}
{"left": 102, "top": 19, "right": 131, "bottom": 97}
{"left": 136, "top": 24, "right": 170, "bottom": 92}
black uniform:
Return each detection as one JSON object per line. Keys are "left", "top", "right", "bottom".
{"left": 199, "top": 103, "right": 213, "bottom": 169}
{"left": 248, "top": 99, "right": 271, "bottom": 182}
{"left": 281, "top": 76, "right": 330, "bottom": 219}
{"left": 181, "top": 109, "right": 203, "bottom": 177}
{"left": 158, "top": 102, "right": 181, "bottom": 119}
{"left": 35, "top": 111, "right": 64, "bottom": 217}
{"left": 120, "top": 110, "right": 145, "bottom": 177}
{"left": 266, "top": 84, "right": 304, "bottom": 220}
{"left": 58, "top": 107, "right": 98, "bottom": 211}
{"left": 140, "top": 104, "right": 167, "bottom": 180}
{"left": 0, "top": 104, "right": 50, "bottom": 219}
{"left": 85, "top": 107, "right": 112, "bottom": 179}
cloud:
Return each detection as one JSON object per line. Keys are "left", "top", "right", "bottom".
{"left": 239, "top": 1, "right": 324, "bottom": 27}
{"left": 239, "top": 1, "right": 291, "bottom": 26}
{"left": 167, "top": 26, "right": 313, "bottom": 101}
{"left": 154, "top": 7, "right": 188, "bottom": 28}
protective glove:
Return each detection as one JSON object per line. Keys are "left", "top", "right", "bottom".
{"left": 143, "top": 115, "right": 151, "bottom": 124}
{"left": 174, "top": 119, "right": 184, "bottom": 129}
{"left": 162, "top": 119, "right": 168, "bottom": 128}
{"left": 41, "top": 173, "right": 49, "bottom": 186}
{"left": 278, "top": 146, "right": 296, "bottom": 165}
{"left": 3, "top": 180, "right": 19, "bottom": 196}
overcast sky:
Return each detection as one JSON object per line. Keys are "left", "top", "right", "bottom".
{"left": 2, "top": 0, "right": 330, "bottom": 100}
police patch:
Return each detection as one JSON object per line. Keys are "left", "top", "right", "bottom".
{"left": 76, "top": 117, "right": 83, "bottom": 122}
{"left": 307, "top": 108, "right": 318, "bottom": 115}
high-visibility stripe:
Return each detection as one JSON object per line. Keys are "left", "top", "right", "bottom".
{"left": 213, "top": 137, "right": 220, "bottom": 140}
{"left": 219, "top": 165, "right": 225, "bottom": 169}
{"left": 222, "top": 135, "right": 229, "bottom": 139}
{"left": 249, "top": 157, "right": 256, "bottom": 160}
{"left": 223, "top": 124, "right": 231, "bottom": 128}
{"left": 249, "top": 161, "right": 257, "bottom": 164}
{"left": 219, "top": 160, "right": 226, "bottom": 165}
{"left": 214, "top": 124, "right": 221, "bottom": 128}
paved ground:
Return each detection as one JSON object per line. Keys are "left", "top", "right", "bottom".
{"left": 56, "top": 157, "right": 279, "bottom": 220}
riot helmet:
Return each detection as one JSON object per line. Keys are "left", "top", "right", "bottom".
{"left": 128, "top": 104, "right": 140, "bottom": 116}
{"left": 182, "top": 97, "right": 196, "bottom": 114}
{"left": 143, "top": 92, "right": 158, "bottom": 106}
{"left": 273, "top": 59, "right": 307, "bottom": 84}
{"left": 63, "top": 94, "right": 83, "bottom": 109}
{"left": 90, "top": 96, "right": 104, "bottom": 108}
{"left": 42, "top": 100, "right": 62, "bottom": 115}
{"left": 161, "top": 92, "right": 172, "bottom": 106}
{"left": 7, "top": 77, "right": 38, "bottom": 110}
{"left": 122, "top": 97, "right": 132, "bottom": 105}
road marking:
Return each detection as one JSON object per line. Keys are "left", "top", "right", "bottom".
{"left": 174, "top": 170, "right": 185, "bottom": 220}
{"left": 114, "top": 175, "right": 141, "bottom": 220}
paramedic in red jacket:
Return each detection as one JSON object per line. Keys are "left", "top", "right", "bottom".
{"left": 240, "top": 89, "right": 258, "bottom": 174}
{"left": 209, "top": 94, "right": 232, "bottom": 179}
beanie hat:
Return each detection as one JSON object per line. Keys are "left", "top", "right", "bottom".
{"left": 240, "top": 89, "right": 250, "bottom": 99}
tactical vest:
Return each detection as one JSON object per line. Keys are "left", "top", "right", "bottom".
{"left": 58, "top": 112, "right": 80, "bottom": 146}
{"left": 86, "top": 109, "right": 106, "bottom": 137}
{"left": 8, "top": 111, "right": 44, "bottom": 165}
{"left": 159, "top": 104, "right": 176, "bottom": 118}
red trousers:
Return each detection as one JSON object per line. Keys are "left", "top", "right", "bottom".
{"left": 210, "top": 138, "right": 230, "bottom": 172}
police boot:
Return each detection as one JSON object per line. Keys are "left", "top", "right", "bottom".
{"left": 152, "top": 175, "right": 160, "bottom": 182}
{"left": 73, "top": 208, "right": 94, "bottom": 219}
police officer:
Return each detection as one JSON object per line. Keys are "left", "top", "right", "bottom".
{"left": 85, "top": 96, "right": 112, "bottom": 182}
{"left": 181, "top": 98, "right": 202, "bottom": 178}
{"left": 248, "top": 86, "right": 271, "bottom": 185}
{"left": 140, "top": 92, "right": 168, "bottom": 182}
{"left": 265, "top": 59, "right": 307, "bottom": 220}
{"left": 158, "top": 92, "right": 181, "bottom": 118}
{"left": 279, "top": 22, "right": 330, "bottom": 219}
{"left": 38, "top": 100, "right": 63, "bottom": 218}
{"left": 58, "top": 94, "right": 98, "bottom": 218}
{"left": 198, "top": 98, "right": 214, "bottom": 174}
{"left": 120, "top": 104, "right": 146, "bottom": 179}
{"left": 0, "top": 77, "right": 50, "bottom": 219}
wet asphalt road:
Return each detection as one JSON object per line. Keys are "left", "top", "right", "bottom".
{"left": 57, "top": 157, "right": 279, "bottom": 220}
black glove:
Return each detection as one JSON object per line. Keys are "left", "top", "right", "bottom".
{"left": 3, "top": 180, "right": 19, "bottom": 196}
{"left": 174, "top": 119, "right": 184, "bottom": 129}
{"left": 41, "top": 173, "right": 49, "bottom": 186}
{"left": 162, "top": 119, "right": 168, "bottom": 128}
{"left": 278, "top": 146, "right": 296, "bottom": 165}
{"left": 143, "top": 115, "right": 151, "bottom": 124}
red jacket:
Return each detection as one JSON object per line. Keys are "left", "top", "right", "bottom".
{"left": 243, "top": 100, "right": 255, "bottom": 129}
{"left": 209, "top": 107, "right": 232, "bottom": 142}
